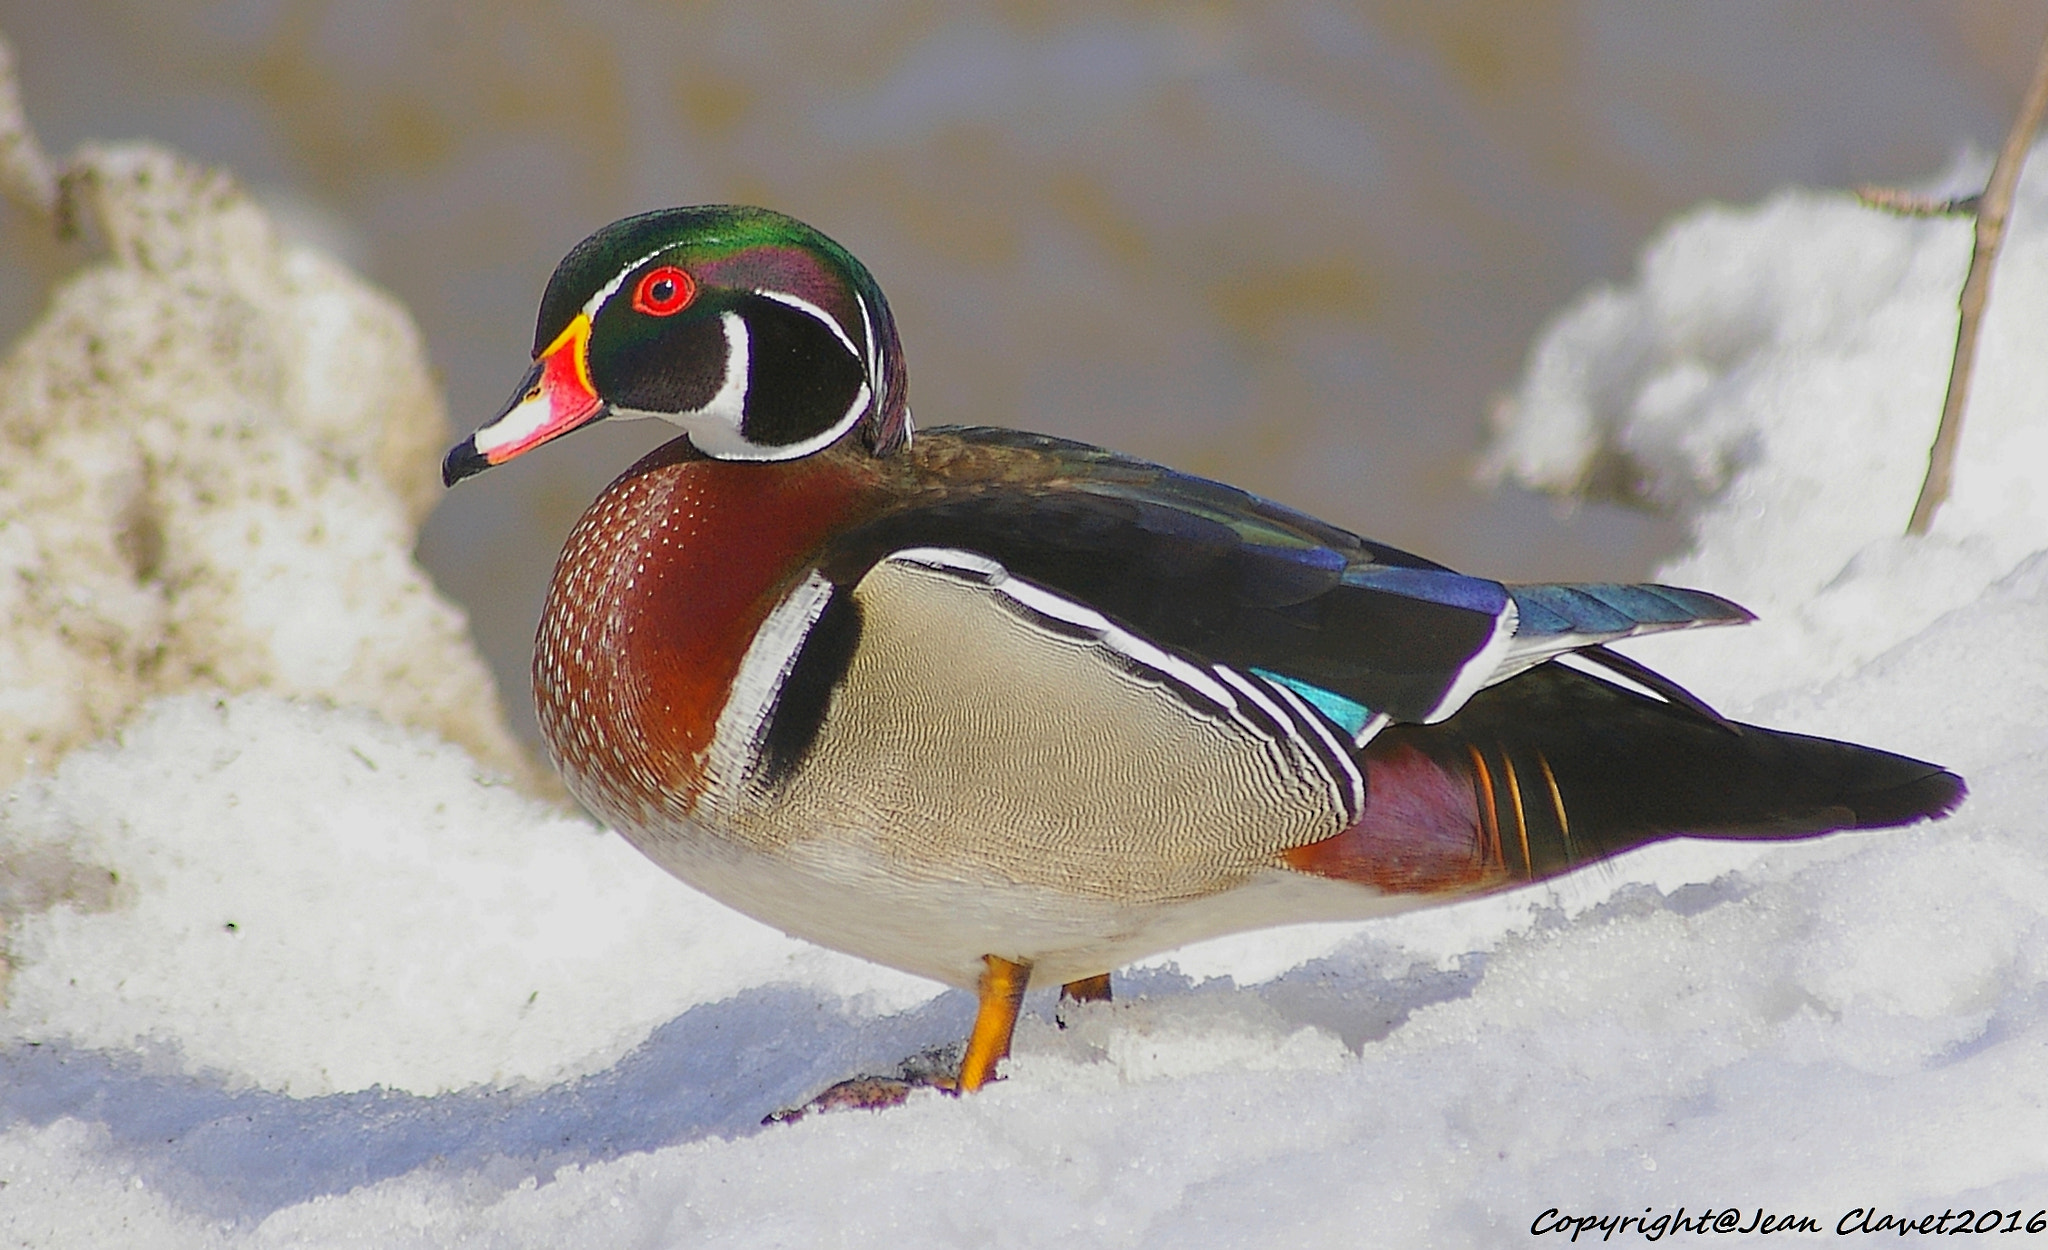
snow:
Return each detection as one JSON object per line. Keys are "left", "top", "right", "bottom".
{"left": 4, "top": 143, "right": 2047, "bottom": 1245}
{"left": 0, "top": 143, "right": 530, "bottom": 791}
{"left": 1481, "top": 158, "right": 2048, "bottom": 705}
{"left": 0, "top": 695, "right": 931, "bottom": 1097}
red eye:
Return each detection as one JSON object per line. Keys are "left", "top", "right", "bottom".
{"left": 631, "top": 265, "right": 696, "bottom": 316}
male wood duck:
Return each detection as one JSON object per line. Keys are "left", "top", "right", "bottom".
{"left": 445, "top": 206, "right": 1964, "bottom": 1102}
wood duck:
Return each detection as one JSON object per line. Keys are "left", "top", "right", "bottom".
{"left": 444, "top": 206, "right": 1964, "bottom": 1100}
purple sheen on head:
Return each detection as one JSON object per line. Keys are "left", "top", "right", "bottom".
{"left": 695, "top": 246, "right": 864, "bottom": 350}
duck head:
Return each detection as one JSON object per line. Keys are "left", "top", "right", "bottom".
{"left": 443, "top": 205, "right": 910, "bottom": 485}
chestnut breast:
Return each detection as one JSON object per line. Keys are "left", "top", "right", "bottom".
{"left": 534, "top": 438, "right": 887, "bottom": 824}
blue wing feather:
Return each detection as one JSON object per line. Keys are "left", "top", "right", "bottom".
{"left": 1251, "top": 668, "right": 1377, "bottom": 739}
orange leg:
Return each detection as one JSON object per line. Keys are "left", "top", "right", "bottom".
{"left": 1059, "top": 973, "right": 1113, "bottom": 1004}
{"left": 956, "top": 954, "right": 1032, "bottom": 1092}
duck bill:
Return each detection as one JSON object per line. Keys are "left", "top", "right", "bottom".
{"left": 443, "top": 314, "right": 607, "bottom": 485}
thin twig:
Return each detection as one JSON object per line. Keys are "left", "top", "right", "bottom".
{"left": 1905, "top": 27, "right": 2048, "bottom": 535}
{"left": 0, "top": 29, "right": 58, "bottom": 218}
{"left": 1854, "top": 186, "right": 1981, "bottom": 217}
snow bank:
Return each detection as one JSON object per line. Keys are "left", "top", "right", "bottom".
{"left": 0, "top": 694, "right": 929, "bottom": 1096}
{"left": 0, "top": 145, "right": 527, "bottom": 790}
{"left": 1482, "top": 160, "right": 2048, "bottom": 705}
{"left": 5, "top": 145, "right": 2048, "bottom": 1244}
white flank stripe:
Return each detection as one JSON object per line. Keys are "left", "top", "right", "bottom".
{"left": 1553, "top": 649, "right": 1671, "bottom": 703}
{"left": 1352, "top": 711, "right": 1391, "bottom": 749}
{"left": 1099, "top": 628, "right": 1238, "bottom": 712}
{"left": 1257, "top": 675, "right": 1366, "bottom": 818}
{"left": 708, "top": 571, "right": 837, "bottom": 795}
{"left": 887, "top": 547, "right": 1366, "bottom": 822}
{"left": 886, "top": 547, "right": 1237, "bottom": 712}
{"left": 992, "top": 576, "right": 1117, "bottom": 637}
{"left": 892, "top": 547, "right": 1005, "bottom": 580}
{"left": 1422, "top": 598, "right": 1521, "bottom": 723}
{"left": 1211, "top": 664, "right": 1293, "bottom": 735}
{"left": 1214, "top": 663, "right": 1385, "bottom": 751}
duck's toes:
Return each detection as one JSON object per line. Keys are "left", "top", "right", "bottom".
{"left": 764, "top": 1075, "right": 924, "bottom": 1123}
{"left": 763, "top": 1044, "right": 967, "bottom": 1124}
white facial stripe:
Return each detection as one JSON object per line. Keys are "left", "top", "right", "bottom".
{"left": 584, "top": 246, "right": 671, "bottom": 320}
{"left": 709, "top": 571, "right": 837, "bottom": 798}
{"left": 757, "top": 288, "right": 862, "bottom": 359}
{"left": 854, "top": 290, "right": 909, "bottom": 442}
{"left": 753, "top": 288, "right": 874, "bottom": 454}
{"left": 706, "top": 311, "right": 751, "bottom": 423}
{"left": 619, "top": 309, "right": 868, "bottom": 462}
{"left": 1423, "top": 598, "right": 1521, "bottom": 723}
{"left": 856, "top": 291, "right": 881, "bottom": 397}
{"left": 678, "top": 383, "right": 866, "bottom": 462}
{"left": 778, "top": 386, "right": 869, "bottom": 458}
{"left": 831, "top": 381, "right": 871, "bottom": 445}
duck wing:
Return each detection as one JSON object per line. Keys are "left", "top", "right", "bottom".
{"left": 818, "top": 426, "right": 1749, "bottom": 735}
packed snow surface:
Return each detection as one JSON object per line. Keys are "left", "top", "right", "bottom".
{"left": 5, "top": 148, "right": 2048, "bottom": 1245}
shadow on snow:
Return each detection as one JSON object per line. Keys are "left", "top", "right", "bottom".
{"left": 0, "top": 942, "right": 1488, "bottom": 1224}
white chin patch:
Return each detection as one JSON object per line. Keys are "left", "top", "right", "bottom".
{"left": 631, "top": 311, "right": 752, "bottom": 455}
{"left": 613, "top": 310, "right": 750, "bottom": 451}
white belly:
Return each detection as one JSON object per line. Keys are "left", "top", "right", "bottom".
{"left": 612, "top": 809, "right": 1429, "bottom": 989}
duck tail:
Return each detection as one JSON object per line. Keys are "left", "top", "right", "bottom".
{"left": 1282, "top": 655, "right": 1964, "bottom": 892}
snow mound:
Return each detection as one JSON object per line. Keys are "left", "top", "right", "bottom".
{"left": 0, "top": 144, "right": 527, "bottom": 790}
{"left": 0, "top": 692, "right": 931, "bottom": 1095}
{"left": 1482, "top": 158, "right": 2048, "bottom": 705}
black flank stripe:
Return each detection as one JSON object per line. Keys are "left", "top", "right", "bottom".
{"left": 1218, "top": 672, "right": 1293, "bottom": 742}
{"left": 754, "top": 587, "right": 864, "bottom": 791}
{"left": 1251, "top": 672, "right": 1366, "bottom": 821}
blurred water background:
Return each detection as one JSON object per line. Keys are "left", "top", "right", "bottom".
{"left": 0, "top": 1, "right": 2039, "bottom": 750}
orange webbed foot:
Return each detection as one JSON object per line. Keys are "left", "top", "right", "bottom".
{"left": 766, "top": 954, "right": 1037, "bottom": 1123}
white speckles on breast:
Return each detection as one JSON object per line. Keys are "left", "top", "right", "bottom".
{"left": 533, "top": 468, "right": 694, "bottom": 832}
